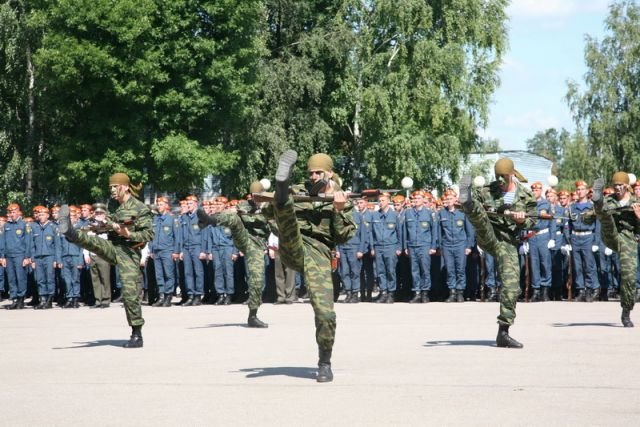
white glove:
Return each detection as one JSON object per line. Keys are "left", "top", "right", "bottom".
{"left": 519, "top": 242, "right": 529, "bottom": 255}
{"left": 592, "top": 245, "right": 599, "bottom": 253}
{"left": 560, "top": 245, "right": 572, "bottom": 256}
{"left": 547, "top": 240, "right": 556, "bottom": 249}
{"left": 604, "top": 247, "right": 613, "bottom": 256}
{"left": 477, "top": 246, "right": 484, "bottom": 256}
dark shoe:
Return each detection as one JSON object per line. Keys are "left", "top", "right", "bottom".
{"left": 585, "top": 288, "right": 594, "bottom": 303}
{"left": 384, "top": 292, "right": 395, "bottom": 304}
{"left": 275, "top": 149, "right": 297, "bottom": 206}
{"left": 58, "top": 205, "right": 78, "bottom": 241}
{"left": 541, "top": 287, "right": 550, "bottom": 302}
{"left": 456, "top": 290, "right": 464, "bottom": 303}
{"left": 196, "top": 208, "right": 217, "bottom": 229}
{"left": 273, "top": 298, "right": 285, "bottom": 305}
{"left": 459, "top": 175, "right": 473, "bottom": 211}
{"left": 63, "top": 298, "right": 73, "bottom": 309}
{"left": 622, "top": 308, "right": 634, "bottom": 328}
{"left": 342, "top": 291, "right": 352, "bottom": 303}
{"left": 44, "top": 296, "right": 53, "bottom": 309}
{"left": 90, "top": 302, "right": 102, "bottom": 309}
{"left": 5, "top": 299, "right": 19, "bottom": 310}
{"left": 193, "top": 295, "right": 202, "bottom": 306}
{"left": 248, "top": 309, "right": 268, "bottom": 328}
{"left": 445, "top": 291, "right": 456, "bottom": 303}
{"left": 142, "top": 291, "right": 149, "bottom": 304}
{"left": 100, "top": 303, "right": 110, "bottom": 308}
{"left": 496, "top": 325, "right": 523, "bottom": 349}
{"left": 35, "top": 297, "right": 48, "bottom": 310}
{"left": 591, "top": 178, "right": 604, "bottom": 207}
{"left": 182, "top": 296, "right": 195, "bottom": 306}
{"left": 162, "top": 294, "right": 172, "bottom": 307}
{"left": 488, "top": 288, "right": 497, "bottom": 302}
{"left": 421, "top": 291, "right": 430, "bottom": 303}
{"left": 349, "top": 292, "right": 360, "bottom": 304}
{"left": 317, "top": 349, "right": 333, "bottom": 383}
{"left": 531, "top": 289, "right": 541, "bottom": 302}
{"left": 112, "top": 294, "right": 122, "bottom": 303}
{"left": 409, "top": 292, "right": 422, "bottom": 304}
{"left": 574, "top": 289, "right": 585, "bottom": 302}
{"left": 73, "top": 298, "right": 80, "bottom": 308}
{"left": 375, "top": 291, "right": 388, "bottom": 303}
{"left": 152, "top": 294, "right": 165, "bottom": 307}
{"left": 123, "top": 326, "right": 143, "bottom": 348}
{"left": 223, "top": 294, "right": 232, "bottom": 305}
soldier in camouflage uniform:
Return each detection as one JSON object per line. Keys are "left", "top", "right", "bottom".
{"left": 459, "top": 158, "right": 537, "bottom": 348}
{"left": 197, "top": 181, "right": 270, "bottom": 328}
{"left": 58, "top": 173, "right": 154, "bottom": 348}
{"left": 266, "top": 150, "right": 355, "bottom": 383}
{"left": 592, "top": 172, "right": 640, "bottom": 327}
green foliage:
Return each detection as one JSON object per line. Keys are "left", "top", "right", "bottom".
{"left": 567, "top": 0, "right": 640, "bottom": 181}
{"left": 556, "top": 130, "right": 599, "bottom": 191}
{"left": 525, "top": 128, "right": 570, "bottom": 174}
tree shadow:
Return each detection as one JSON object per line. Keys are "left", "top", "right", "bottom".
{"left": 52, "top": 339, "right": 127, "bottom": 349}
{"left": 551, "top": 322, "right": 620, "bottom": 328}
{"left": 424, "top": 340, "right": 496, "bottom": 347}
{"left": 237, "top": 366, "right": 317, "bottom": 380}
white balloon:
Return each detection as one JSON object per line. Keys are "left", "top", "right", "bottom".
{"left": 473, "top": 176, "right": 486, "bottom": 187}
{"left": 629, "top": 173, "right": 637, "bottom": 186}
{"left": 401, "top": 176, "right": 414, "bottom": 189}
{"left": 259, "top": 178, "right": 271, "bottom": 191}
{"left": 547, "top": 175, "right": 559, "bottom": 187}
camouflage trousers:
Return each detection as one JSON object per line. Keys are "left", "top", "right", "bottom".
{"left": 465, "top": 200, "right": 519, "bottom": 326}
{"left": 74, "top": 232, "right": 144, "bottom": 327}
{"left": 217, "top": 213, "right": 264, "bottom": 310}
{"left": 596, "top": 211, "right": 636, "bottom": 311}
{"left": 274, "top": 200, "right": 336, "bottom": 351}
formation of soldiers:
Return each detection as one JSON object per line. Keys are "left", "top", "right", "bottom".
{"left": 2, "top": 175, "right": 640, "bottom": 312}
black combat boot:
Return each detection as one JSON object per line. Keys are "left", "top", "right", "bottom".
{"left": 152, "top": 294, "right": 165, "bottom": 307}
{"left": 196, "top": 208, "right": 218, "bottom": 229}
{"left": 5, "top": 298, "right": 19, "bottom": 310}
{"left": 123, "top": 325, "right": 143, "bottom": 348}
{"left": 343, "top": 291, "right": 352, "bottom": 303}
{"left": 45, "top": 295, "right": 53, "bottom": 309}
{"left": 247, "top": 309, "right": 268, "bottom": 328}
{"left": 72, "top": 298, "right": 80, "bottom": 308}
{"left": 574, "top": 289, "right": 585, "bottom": 302}
{"left": 456, "top": 290, "right": 465, "bottom": 303}
{"left": 446, "top": 290, "right": 456, "bottom": 303}
{"left": 62, "top": 298, "right": 73, "bottom": 308}
{"left": 585, "top": 288, "right": 594, "bottom": 303}
{"left": 35, "top": 296, "right": 48, "bottom": 310}
{"left": 350, "top": 291, "right": 360, "bottom": 304}
{"left": 317, "top": 349, "right": 333, "bottom": 383}
{"left": 183, "top": 295, "right": 195, "bottom": 306}
{"left": 591, "top": 178, "right": 605, "bottom": 210}
{"left": 621, "top": 308, "right": 634, "bottom": 328}
{"left": 488, "top": 287, "right": 497, "bottom": 302}
{"left": 57, "top": 205, "right": 78, "bottom": 241}
{"left": 162, "top": 294, "right": 172, "bottom": 307}
{"left": 541, "top": 287, "right": 550, "bottom": 302}
{"left": 375, "top": 291, "right": 388, "bottom": 304}
{"left": 193, "top": 295, "right": 202, "bottom": 306}
{"left": 409, "top": 291, "right": 422, "bottom": 304}
{"left": 385, "top": 292, "right": 395, "bottom": 304}
{"left": 421, "top": 291, "right": 430, "bottom": 303}
{"left": 223, "top": 294, "right": 232, "bottom": 305}
{"left": 531, "top": 289, "right": 541, "bottom": 302}
{"left": 142, "top": 291, "right": 149, "bottom": 304}
{"left": 496, "top": 325, "right": 523, "bottom": 349}
{"left": 458, "top": 175, "right": 473, "bottom": 211}
{"left": 635, "top": 289, "right": 640, "bottom": 303}
{"left": 275, "top": 149, "right": 298, "bottom": 206}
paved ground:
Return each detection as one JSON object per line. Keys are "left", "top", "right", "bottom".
{"left": 1, "top": 298, "right": 639, "bottom": 426}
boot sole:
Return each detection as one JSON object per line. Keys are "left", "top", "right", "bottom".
{"left": 275, "top": 150, "right": 298, "bottom": 183}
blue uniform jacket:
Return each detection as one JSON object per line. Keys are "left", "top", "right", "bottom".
{"left": 569, "top": 201, "right": 597, "bottom": 232}
{"left": 181, "top": 212, "right": 207, "bottom": 250}
{"left": 438, "top": 208, "right": 474, "bottom": 248}
{"left": 370, "top": 208, "right": 402, "bottom": 252}
{"left": 405, "top": 207, "right": 438, "bottom": 250}
{"left": 31, "top": 221, "right": 58, "bottom": 257}
{"left": 151, "top": 213, "right": 181, "bottom": 254}
{"left": 339, "top": 209, "right": 369, "bottom": 254}
{"left": 3, "top": 218, "right": 32, "bottom": 258}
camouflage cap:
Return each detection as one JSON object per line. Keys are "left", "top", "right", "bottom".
{"left": 612, "top": 171, "right": 629, "bottom": 185}
{"left": 249, "top": 180, "right": 264, "bottom": 194}
{"left": 307, "top": 153, "right": 333, "bottom": 172}
{"left": 494, "top": 158, "right": 527, "bottom": 183}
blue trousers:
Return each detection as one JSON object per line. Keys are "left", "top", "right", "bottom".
{"left": 407, "top": 246, "right": 431, "bottom": 291}
{"left": 374, "top": 246, "right": 398, "bottom": 292}
{"left": 528, "top": 234, "right": 552, "bottom": 288}
{"left": 570, "top": 234, "right": 599, "bottom": 289}
{"left": 442, "top": 243, "right": 467, "bottom": 290}
{"left": 213, "top": 247, "right": 235, "bottom": 295}
{"left": 153, "top": 250, "right": 176, "bottom": 294}
{"left": 339, "top": 247, "right": 362, "bottom": 292}
{"left": 6, "top": 255, "right": 28, "bottom": 298}
{"left": 62, "top": 256, "right": 81, "bottom": 298}
{"left": 183, "top": 246, "right": 204, "bottom": 296}
{"left": 35, "top": 255, "right": 56, "bottom": 296}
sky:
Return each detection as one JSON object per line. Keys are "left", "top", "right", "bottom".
{"left": 481, "top": 0, "right": 612, "bottom": 151}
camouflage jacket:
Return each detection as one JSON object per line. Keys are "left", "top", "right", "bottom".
{"left": 603, "top": 194, "right": 640, "bottom": 235}
{"left": 473, "top": 180, "right": 538, "bottom": 245}
{"left": 108, "top": 196, "right": 154, "bottom": 245}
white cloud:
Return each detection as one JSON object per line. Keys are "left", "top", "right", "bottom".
{"left": 508, "top": 0, "right": 610, "bottom": 19}
{"left": 503, "top": 109, "right": 564, "bottom": 131}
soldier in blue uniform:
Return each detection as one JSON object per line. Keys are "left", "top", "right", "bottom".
{"left": 31, "top": 206, "right": 58, "bottom": 309}
{"left": 546, "top": 189, "right": 568, "bottom": 300}
{"left": 180, "top": 195, "right": 207, "bottom": 306}
{"left": 0, "top": 216, "right": 5, "bottom": 300}
{"left": 370, "top": 192, "right": 402, "bottom": 303}
{"left": 2, "top": 204, "right": 32, "bottom": 309}
{"left": 336, "top": 196, "right": 369, "bottom": 303}
{"left": 439, "top": 189, "right": 474, "bottom": 302}
{"left": 527, "top": 182, "right": 556, "bottom": 302}
{"left": 57, "top": 205, "right": 84, "bottom": 308}
{"left": 567, "top": 180, "right": 599, "bottom": 302}
{"left": 150, "top": 196, "right": 181, "bottom": 307}
{"left": 404, "top": 190, "right": 438, "bottom": 303}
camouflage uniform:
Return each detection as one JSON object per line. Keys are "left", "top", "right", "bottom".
{"left": 264, "top": 185, "right": 356, "bottom": 350}
{"left": 216, "top": 209, "right": 270, "bottom": 311}
{"left": 596, "top": 194, "right": 639, "bottom": 311}
{"left": 72, "top": 197, "right": 153, "bottom": 326}
{"left": 466, "top": 181, "right": 537, "bottom": 326}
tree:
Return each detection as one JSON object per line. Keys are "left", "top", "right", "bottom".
{"left": 566, "top": 0, "right": 640, "bottom": 181}
{"left": 525, "top": 128, "right": 570, "bottom": 174}
{"left": 556, "top": 130, "right": 599, "bottom": 191}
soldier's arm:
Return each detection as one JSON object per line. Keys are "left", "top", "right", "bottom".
{"left": 330, "top": 201, "right": 356, "bottom": 245}
{"left": 127, "top": 208, "right": 155, "bottom": 243}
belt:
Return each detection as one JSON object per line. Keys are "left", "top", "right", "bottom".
{"left": 534, "top": 228, "right": 549, "bottom": 236}
{"left": 572, "top": 231, "right": 592, "bottom": 236}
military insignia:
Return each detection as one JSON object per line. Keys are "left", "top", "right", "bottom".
{"left": 420, "top": 221, "right": 429, "bottom": 228}
{"left": 456, "top": 220, "right": 463, "bottom": 227}
{"left": 46, "top": 235, "right": 53, "bottom": 241}
{"left": 16, "top": 229, "right": 22, "bottom": 236}
{"left": 556, "top": 219, "right": 562, "bottom": 224}
{"left": 224, "top": 227, "right": 231, "bottom": 235}
{"left": 192, "top": 224, "right": 199, "bottom": 230}
{"left": 163, "top": 226, "right": 170, "bottom": 232}
{"left": 387, "top": 223, "right": 395, "bottom": 229}
{"left": 540, "top": 209, "right": 547, "bottom": 216}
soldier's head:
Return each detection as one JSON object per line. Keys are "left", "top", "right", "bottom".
{"left": 356, "top": 197, "right": 368, "bottom": 212}
{"left": 6, "top": 203, "right": 20, "bottom": 221}
{"left": 80, "top": 204, "right": 92, "bottom": 219}
{"left": 558, "top": 190, "right": 570, "bottom": 207}
{"left": 307, "top": 153, "right": 335, "bottom": 195}
{"left": 50, "top": 206, "right": 60, "bottom": 221}
{"left": 378, "top": 192, "right": 391, "bottom": 210}
{"left": 530, "top": 182, "right": 543, "bottom": 199}
{"left": 442, "top": 189, "right": 457, "bottom": 209}
{"left": 35, "top": 206, "right": 50, "bottom": 224}
{"left": 545, "top": 188, "right": 557, "bottom": 204}
{"left": 179, "top": 200, "right": 188, "bottom": 214}
{"left": 611, "top": 171, "right": 629, "bottom": 199}
{"left": 215, "top": 196, "right": 228, "bottom": 213}
{"left": 185, "top": 195, "right": 198, "bottom": 213}
{"left": 69, "top": 206, "right": 79, "bottom": 224}
{"left": 392, "top": 194, "right": 405, "bottom": 211}
{"left": 575, "top": 180, "right": 589, "bottom": 202}
{"left": 494, "top": 158, "right": 526, "bottom": 191}
{"left": 109, "top": 173, "right": 131, "bottom": 202}
{"left": 410, "top": 190, "right": 425, "bottom": 209}
{"left": 156, "top": 197, "right": 170, "bottom": 214}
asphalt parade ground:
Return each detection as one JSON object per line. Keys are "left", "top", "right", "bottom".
{"left": 1, "top": 298, "right": 639, "bottom": 427}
